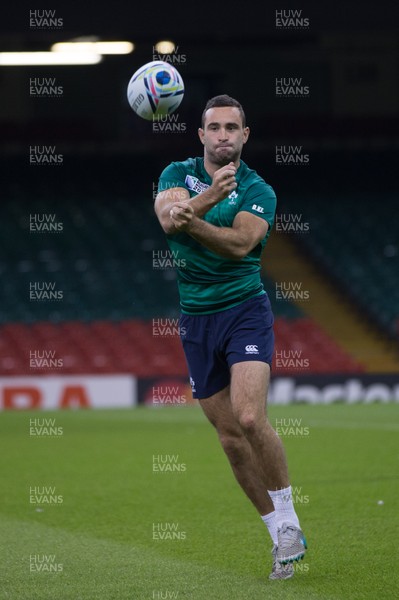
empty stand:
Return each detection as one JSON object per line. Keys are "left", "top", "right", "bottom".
{"left": 0, "top": 318, "right": 362, "bottom": 377}
{"left": 1, "top": 154, "right": 396, "bottom": 378}
{"left": 280, "top": 191, "right": 399, "bottom": 337}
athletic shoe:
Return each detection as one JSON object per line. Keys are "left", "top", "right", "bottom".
{"left": 277, "top": 522, "right": 307, "bottom": 564}
{"left": 269, "top": 544, "right": 294, "bottom": 580}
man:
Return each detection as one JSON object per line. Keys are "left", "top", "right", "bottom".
{"left": 154, "top": 95, "right": 307, "bottom": 580}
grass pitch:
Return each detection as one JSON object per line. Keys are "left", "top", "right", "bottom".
{"left": 0, "top": 403, "right": 398, "bottom": 600}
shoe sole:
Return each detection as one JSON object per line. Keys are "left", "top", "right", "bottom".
{"left": 269, "top": 571, "right": 295, "bottom": 580}
{"left": 279, "top": 551, "right": 306, "bottom": 565}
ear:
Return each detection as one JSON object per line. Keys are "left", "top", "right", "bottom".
{"left": 243, "top": 126, "right": 250, "bottom": 144}
{"left": 198, "top": 127, "right": 205, "bottom": 145}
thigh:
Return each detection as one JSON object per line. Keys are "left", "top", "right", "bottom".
{"left": 230, "top": 361, "right": 271, "bottom": 421}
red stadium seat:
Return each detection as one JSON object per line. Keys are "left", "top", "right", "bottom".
{"left": 0, "top": 317, "right": 363, "bottom": 377}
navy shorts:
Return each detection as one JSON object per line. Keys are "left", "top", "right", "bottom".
{"left": 179, "top": 294, "right": 274, "bottom": 399}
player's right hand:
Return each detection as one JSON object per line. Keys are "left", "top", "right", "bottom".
{"left": 210, "top": 162, "right": 237, "bottom": 201}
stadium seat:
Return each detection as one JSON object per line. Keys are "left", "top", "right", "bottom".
{"left": 0, "top": 159, "right": 387, "bottom": 377}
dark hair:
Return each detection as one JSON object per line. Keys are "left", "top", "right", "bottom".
{"left": 201, "top": 95, "right": 246, "bottom": 128}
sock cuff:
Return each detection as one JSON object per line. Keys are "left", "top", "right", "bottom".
{"left": 268, "top": 485, "right": 292, "bottom": 499}
{"left": 261, "top": 510, "right": 276, "bottom": 523}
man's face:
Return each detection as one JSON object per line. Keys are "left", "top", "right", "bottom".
{"left": 198, "top": 106, "right": 250, "bottom": 166}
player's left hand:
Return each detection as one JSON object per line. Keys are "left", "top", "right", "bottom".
{"left": 169, "top": 202, "right": 194, "bottom": 231}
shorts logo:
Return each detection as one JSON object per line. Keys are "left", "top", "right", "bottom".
{"left": 245, "top": 344, "right": 259, "bottom": 354}
{"left": 189, "top": 376, "right": 196, "bottom": 393}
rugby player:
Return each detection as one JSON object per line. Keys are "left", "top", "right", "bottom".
{"left": 154, "top": 95, "right": 307, "bottom": 580}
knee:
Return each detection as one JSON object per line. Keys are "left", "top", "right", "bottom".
{"left": 236, "top": 411, "right": 259, "bottom": 436}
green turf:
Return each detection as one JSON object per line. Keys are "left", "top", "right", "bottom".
{"left": 1, "top": 403, "right": 398, "bottom": 600}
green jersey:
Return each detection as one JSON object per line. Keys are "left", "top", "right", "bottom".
{"left": 158, "top": 157, "right": 277, "bottom": 314}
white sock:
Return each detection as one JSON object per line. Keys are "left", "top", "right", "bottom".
{"left": 261, "top": 511, "right": 278, "bottom": 546}
{"left": 268, "top": 485, "right": 300, "bottom": 529}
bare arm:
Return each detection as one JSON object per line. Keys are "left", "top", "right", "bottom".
{"left": 170, "top": 206, "right": 269, "bottom": 260}
{"left": 154, "top": 162, "right": 237, "bottom": 235}
{"left": 154, "top": 186, "right": 217, "bottom": 235}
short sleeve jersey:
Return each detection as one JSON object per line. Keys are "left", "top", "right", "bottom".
{"left": 158, "top": 157, "right": 277, "bottom": 314}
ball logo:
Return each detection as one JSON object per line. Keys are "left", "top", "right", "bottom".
{"left": 245, "top": 344, "right": 259, "bottom": 354}
{"left": 132, "top": 93, "right": 145, "bottom": 111}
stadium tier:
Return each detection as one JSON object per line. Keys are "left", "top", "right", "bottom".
{"left": 277, "top": 190, "right": 399, "bottom": 338}
{"left": 1, "top": 158, "right": 391, "bottom": 377}
{"left": 0, "top": 317, "right": 364, "bottom": 377}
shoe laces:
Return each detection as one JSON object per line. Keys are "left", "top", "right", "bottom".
{"left": 280, "top": 522, "right": 298, "bottom": 541}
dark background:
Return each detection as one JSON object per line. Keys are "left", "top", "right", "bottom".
{"left": 0, "top": 0, "right": 398, "bottom": 334}
{"left": 1, "top": 1, "right": 398, "bottom": 153}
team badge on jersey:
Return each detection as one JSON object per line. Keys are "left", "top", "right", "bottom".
{"left": 228, "top": 190, "right": 238, "bottom": 204}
